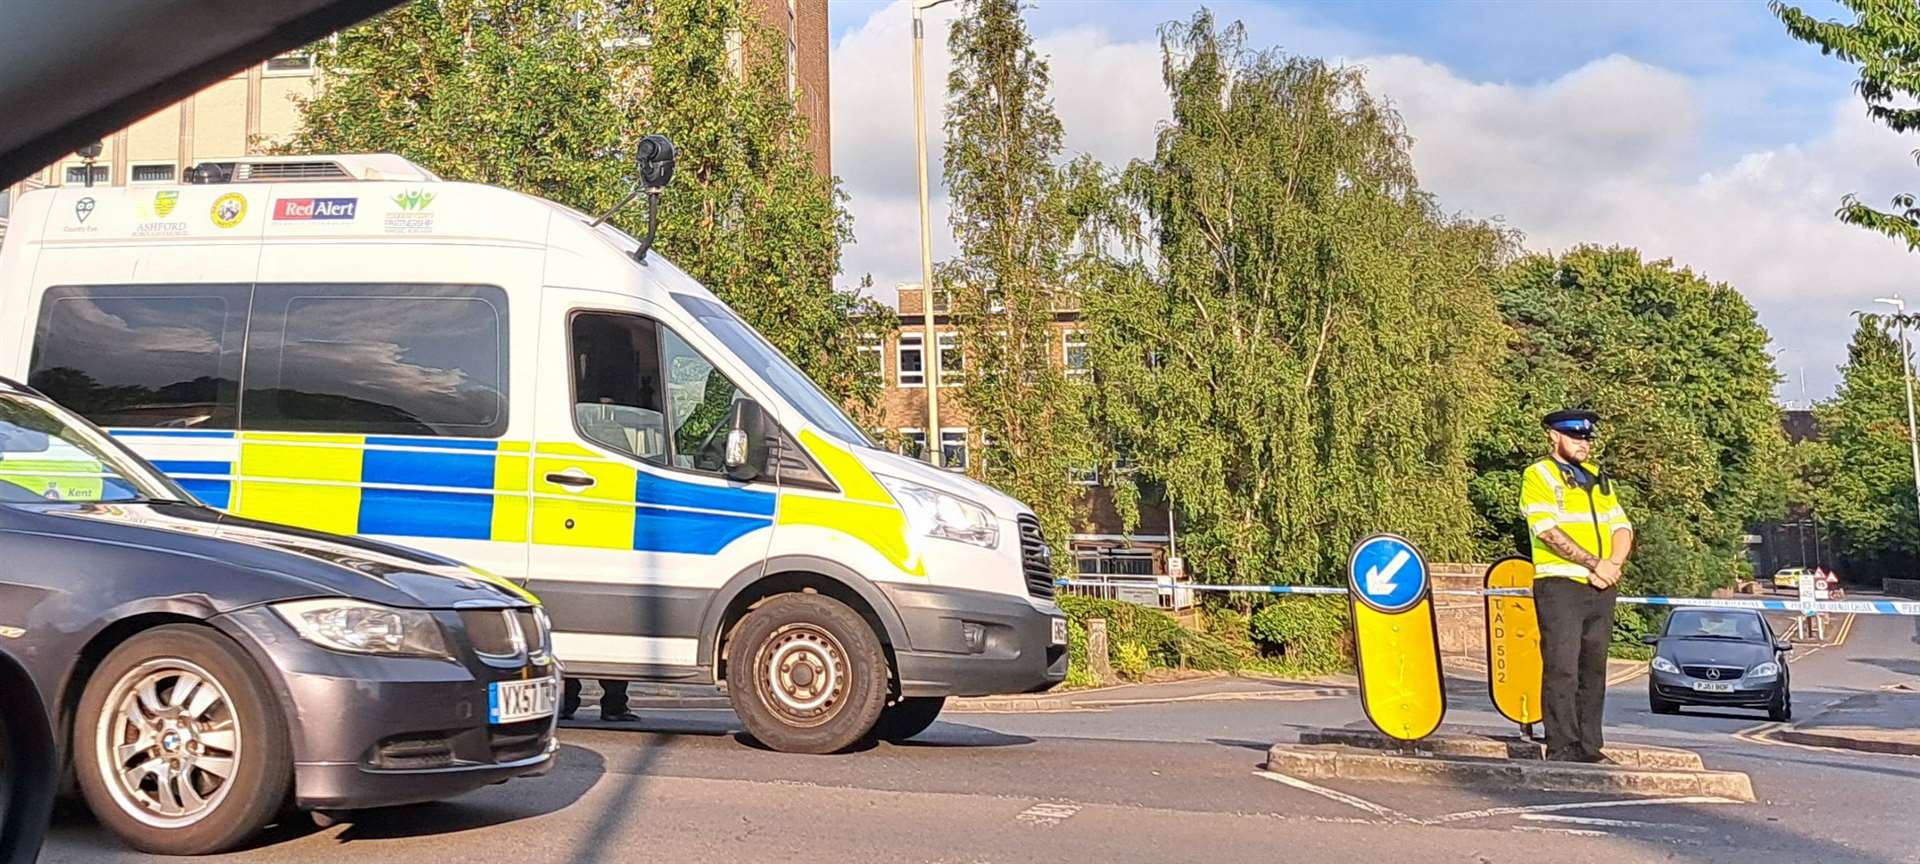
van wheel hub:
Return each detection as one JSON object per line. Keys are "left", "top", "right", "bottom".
{"left": 759, "top": 624, "right": 847, "bottom": 726}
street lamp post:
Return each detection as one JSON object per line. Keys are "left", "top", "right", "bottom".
{"left": 912, "top": 0, "right": 953, "bottom": 467}
{"left": 1876, "top": 295, "right": 1920, "bottom": 522}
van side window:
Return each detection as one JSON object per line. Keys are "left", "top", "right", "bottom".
{"left": 243, "top": 284, "right": 508, "bottom": 437}
{"left": 660, "top": 328, "right": 746, "bottom": 473}
{"left": 28, "top": 284, "right": 248, "bottom": 429}
{"left": 570, "top": 313, "right": 668, "bottom": 465}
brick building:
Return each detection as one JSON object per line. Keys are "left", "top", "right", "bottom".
{"left": 0, "top": 1, "right": 833, "bottom": 243}
{"left": 865, "top": 286, "right": 1176, "bottom": 579}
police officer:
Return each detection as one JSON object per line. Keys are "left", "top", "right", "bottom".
{"left": 1520, "top": 409, "right": 1634, "bottom": 762}
{"left": 561, "top": 677, "right": 637, "bottom": 723}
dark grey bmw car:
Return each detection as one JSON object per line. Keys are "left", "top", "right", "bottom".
{"left": 0, "top": 378, "right": 558, "bottom": 855}
{"left": 1645, "top": 607, "right": 1792, "bottom": 721}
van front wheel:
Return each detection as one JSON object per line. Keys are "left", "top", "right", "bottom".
{"left": 726, "top": 594, "right": 889, "bottom": 754}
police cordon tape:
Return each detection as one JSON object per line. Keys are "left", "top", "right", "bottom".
{"left": 1052, "top": 579, "right": 1920, "bottom": 616}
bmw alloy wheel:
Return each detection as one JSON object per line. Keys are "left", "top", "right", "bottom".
{"left": 94, "top": 658, "right": 241, "bottom": 828}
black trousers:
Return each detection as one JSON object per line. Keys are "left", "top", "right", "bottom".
{"left": 1533, "top": 577, "right": 1617, "bottom": 760}
{"left": 562, "top": 678, "right": 630, "bottom": 718}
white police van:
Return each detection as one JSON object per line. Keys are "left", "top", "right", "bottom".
{"left": 0, "top": 151, "right": 1067, "bottom": 753}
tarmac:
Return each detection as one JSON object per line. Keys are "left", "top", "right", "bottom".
{"left": 1773, "top": 684, "right": 1920, "bottom": 755}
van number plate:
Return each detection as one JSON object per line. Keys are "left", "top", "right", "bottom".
{"left": 1050, "top": 617, "right": 1068, "bottom": 645}
{"left": 489, "top": 677, "right": 558, "bottom": 724}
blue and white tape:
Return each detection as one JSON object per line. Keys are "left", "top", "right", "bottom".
{"left": 1055, "top": 579, "right": 1920, "bottom": 616}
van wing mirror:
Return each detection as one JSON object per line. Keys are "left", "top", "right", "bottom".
{"left": 1639, "top": 633, "right": 1661, "bottom": 646}
{"left": 1774, "top": 638, "right": 1793, "bottom": 652}
{"left": 724, "top": 400, "right": 772, "bottom": 483}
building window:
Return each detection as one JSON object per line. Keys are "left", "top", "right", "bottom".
{"left": 940, "top": 428, "right": 968, "bottom": 471}
{"left": 898, "top": 333, "right": 925, "bottom": 387}
{"left": 129, "top": 164, "right": 176, "bottom": 184}
{"left": 937, "top": 332, "right": 962, "bottom": 385}
{"left": 265, "top": 50, "right": 316, "bottom": 75}
{"left": 858, "top": 335, "right": 885, "bottom": 383}
{"left": 931, "top": 290, "right": 951, "bottom": 314}
{"left": 63, "top": 164, "right": 109, "bottom": 186}
{"left": 897, "top": 428, "right": 928, "bottom": 461}
{"left": 1070, "top": 464, "right": 1099, "bottom": 485}
{"left": 1064, "top": 330, "right": 1089, "bottom": 377}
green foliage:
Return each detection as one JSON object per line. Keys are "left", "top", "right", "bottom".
{"left": 1055, "top": 595, "right": 1244, "bottom": 673}
{"left": 1248, "top": 597, "right": 1353, "bottom": 674}
{"left": 1112, "top": 641, "right": 1152, "bottom": 680}
{"left": 1802, "top": 318, "right": 1920, "bottom": 579}
{"left": 287, "top": 0, "right": 894, "bottom": 415}
{"left": 1073, "top": 11, "right": 1509, "bottom": 586}
{"left": 1471, "top": 247, "right": 1789, "bottom": 598}
{"left": 941, "top": 0, "right": 1093, "bottom": 547}
{"left": 1775, "top": 0, "right": 1920, "bottom": 251}
{"left": 1609, "top": 606, "right": 1662, "bottom": 660}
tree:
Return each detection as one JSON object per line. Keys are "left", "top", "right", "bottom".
{"left": 1775, "top": 0, "right": 1920, "bottom": 251}
{"left": 288, "top": 0, "right": 893, "bottom": 415}
{"left": 1801, "top": 318, "right": 1920, "bottom": 578}
{"left": 1471, "top": 247, "right": 1789, "bottom": 600}
{"left": 940, "top": 0, "right": 1092, "bottom": 547}
{"left": 1074, "top": 12, "right": 1509, "bottom": 585}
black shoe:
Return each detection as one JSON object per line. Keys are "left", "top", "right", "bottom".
{"left": 601, "top": 710, "right": 639, "bottom": 723}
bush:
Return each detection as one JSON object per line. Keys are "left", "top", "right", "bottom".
{"left": 1113, "top": 641, "right": 1151, "bottom": 679}
{"left": 1056, "top": 594, "right": 1247, "bottom": 678}
{"left": 1249, "top": 596, "right": 1352, "bottom": 674}
{"left": 1609, "top": 605, "right": 1663, "bottom": 660}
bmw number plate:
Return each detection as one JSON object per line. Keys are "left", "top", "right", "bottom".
{"left": 489, "top": 677, "right": 558, "bottom": 724}
{"left": 1050, "top": 617, "right": 1068, "bottom": 645}
{"left": 1691, "top": 681, "right": 1735, "bottom": 693}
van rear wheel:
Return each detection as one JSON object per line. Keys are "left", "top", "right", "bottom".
{"left": 726, "top": 594, "right": 889, "bottom": 754}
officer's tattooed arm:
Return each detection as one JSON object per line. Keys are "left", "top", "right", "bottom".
{"left": 1539, "top": 527, "right": 1600, "bottom": 571}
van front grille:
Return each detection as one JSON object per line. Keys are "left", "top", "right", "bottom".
{"left": 1017, "top": 515, "right": 1055, "bottom": 599}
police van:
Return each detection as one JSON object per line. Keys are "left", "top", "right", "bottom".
{"left": 0, "top": 152, "right": 1067, "bottom": 753}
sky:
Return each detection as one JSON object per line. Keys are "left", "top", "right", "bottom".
{"left": 826, "top": 0, "right": 1912, "bottom": 403}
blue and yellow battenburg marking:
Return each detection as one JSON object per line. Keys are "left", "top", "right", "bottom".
{"left": 112, "top": 430, "right": 776, "bottom": 555}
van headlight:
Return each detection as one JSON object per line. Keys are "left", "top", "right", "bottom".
{"left": 877, "top": 475, "right": 1000, "bottom": 549}
{"left": 1651, "top": 656, "right": 1679, "bottom": 674}
{"left": 272, "top": 598, "right": 451, "bottom": 659}
{"left": 1748, "top": 661, "right": 1780, "bottom": 679}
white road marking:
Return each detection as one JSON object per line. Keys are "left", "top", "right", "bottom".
{"left": 1521, "top": 814, "right": 1708, "bottom": 832}
{"left": 1429, "top": 795, "right": 1739, "bottom": 824}
{"left": 1253, "top": 770, "right": 1410, "bottom": 822}
{"left": 1015, "top": 802, "right": 1081, "bottom": 826}
{"left": 1514, "top": 825, "right": 1611, "bottom": 838}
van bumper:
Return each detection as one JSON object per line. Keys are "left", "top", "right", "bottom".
{"left": 880, "top": 583, "right": 1068, "bottom": 698}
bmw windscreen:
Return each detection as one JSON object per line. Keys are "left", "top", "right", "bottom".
{"left": 0, "top": 393, "right": 183, "bottom": 504}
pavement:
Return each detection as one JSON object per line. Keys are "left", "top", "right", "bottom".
{"left": 36, "top": 598, "right": 1920, "bottom": 864}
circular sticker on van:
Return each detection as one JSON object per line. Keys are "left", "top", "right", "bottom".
{"left": 211, "top": 193, "right": 247, "bottom": 228}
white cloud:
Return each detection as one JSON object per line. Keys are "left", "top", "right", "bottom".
{"left": 830, "top": 3, "right": 1920, "bottom": 398}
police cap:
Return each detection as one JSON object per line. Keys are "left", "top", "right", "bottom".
{"left": 1542, "top": 408, "right": 1600, "bottom": 439}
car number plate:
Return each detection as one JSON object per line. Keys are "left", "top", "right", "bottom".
{"left": 1050, "top": 617, "right": 1068, "bottom": 645}
{"left": 489, "top": 676, "right": 558, "bottom": 724}
{"left": 1691, "top": 681, "right": 1735, "bottom": 693}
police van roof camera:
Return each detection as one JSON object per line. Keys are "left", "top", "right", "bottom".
{"left": 0, "top": 142, "right": 1068, "bottom": 754}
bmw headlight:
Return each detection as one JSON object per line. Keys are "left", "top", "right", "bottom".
{"left": 272, "top": 598, "right": 451, "bottom": 659}
{"left": 1651, "top": 656, "right": 1679, "bottom": 674}
{"left": 1748, "top": 661, "right": 1781, "bottom": 679}
{"left": 877, "top": 475, "right": 1000, "bottom": 549}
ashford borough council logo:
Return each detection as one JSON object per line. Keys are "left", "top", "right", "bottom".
{"left": 153, "top": 190, "right": 178, "bottom": 218}
{"left": 211, "top": 192, "right": 247, "bottom": 228}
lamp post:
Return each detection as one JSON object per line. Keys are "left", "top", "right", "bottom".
{"left": 1876, "top": 295, "right": 1920, "bottom": 522}
{"left": 912, "top": 0, "right": 954, "bottom": 466}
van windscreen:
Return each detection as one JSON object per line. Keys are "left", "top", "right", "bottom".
{"left": 672, "top": 293, "right": 872, "bottom": 448}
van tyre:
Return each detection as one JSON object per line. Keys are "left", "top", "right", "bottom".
{"left": 871, "top": 696, "right": 946, "bottom": 743}
{"left": 726, "top": 594, "right": 889, "bottom": 754}
{"left": 74, "top": 625, "right": 290, "bottom": 855}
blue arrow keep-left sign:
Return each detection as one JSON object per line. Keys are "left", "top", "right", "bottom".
{"left": 1348, "top": 533, "right": 1429, "bottom": 614}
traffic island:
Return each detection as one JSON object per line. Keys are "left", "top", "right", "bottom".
{"left": 1267, "top": 728, "right": 1754, "bottom": 802}
{"left": 1773, "top": 688, "right": 1920, "bottom": 756}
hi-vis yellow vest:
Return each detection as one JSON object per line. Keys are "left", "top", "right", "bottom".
{"left": 1520, "top": 458, "right": 1632, "bottom": 582}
